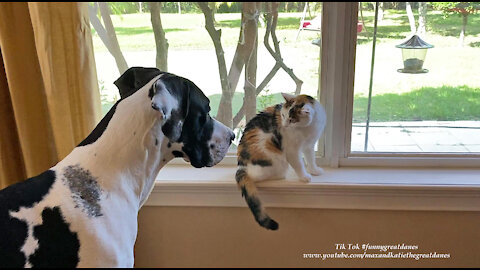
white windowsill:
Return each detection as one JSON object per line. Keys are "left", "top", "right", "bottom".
{"left": 146, "top": 164, "right": 480, "bottom": 211}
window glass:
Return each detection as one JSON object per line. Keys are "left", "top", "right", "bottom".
{"left": 352, "top": 2, "right": 480, "bottom": 153}
{"left": 89, "top": 2, "right": 322, "bottom": 151}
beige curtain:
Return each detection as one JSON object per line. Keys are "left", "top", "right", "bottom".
{"left": 0, "top": 2, "right": 101, "bottom": 188}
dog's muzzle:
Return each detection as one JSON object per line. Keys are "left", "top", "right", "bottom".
{"left": 207, "top": 120, "right": 235, "bottom": 167}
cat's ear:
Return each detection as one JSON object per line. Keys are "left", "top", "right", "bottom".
{"left": 281, "top": 93, "right": 295, "bottom": 103}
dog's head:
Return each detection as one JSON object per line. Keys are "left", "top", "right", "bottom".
{"left": 114, "top": 67, "right": 235, "bottom": 168}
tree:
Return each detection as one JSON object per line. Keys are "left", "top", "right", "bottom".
{"left": 197, "top": 2, "right": 235, "bottom": 127}
{"left": 431, "top": 2, "right": 480, "bottom": 46}
{"left": 208, "top": 2, "right": 218, "bottom": 25}
{"left": 149, "top": 2, "right": 169, "bottom": 71}
{"left": 405, "top": 2, "right": 428, "bottom": 37}
{"left": 198, "top": 2, "right": 304, "bottom": 128}
{"left": 406, "top": 2, "right": 416, "bottom": 34}
{"left": 88, "top": 2, "right": 129, "bottom": 74}
{"left": 378, "top": 2, "right": 385, "bottom": 21}
{"left": 418, "top": 2, "right": 427, "bottom": 35}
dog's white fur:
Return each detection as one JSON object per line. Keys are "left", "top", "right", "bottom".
{"left": 8, "top": 75, "right": 231, "bottom": 267}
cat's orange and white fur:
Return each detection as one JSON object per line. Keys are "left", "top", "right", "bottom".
{"left": 235, "top": 93, "right": 326, "bottom": 230}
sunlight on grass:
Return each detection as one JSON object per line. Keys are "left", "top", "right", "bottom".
{"left": 353, "top": 85, "right": 480, "bottom": 122}
{"left": 93, "top": 10, "right": 480, "bottom": 125}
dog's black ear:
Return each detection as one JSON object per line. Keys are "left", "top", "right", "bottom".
{"left": 114, "top": 67, "right": 163, "bottom": 99}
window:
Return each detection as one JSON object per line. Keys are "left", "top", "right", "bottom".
{"left": 320, "top": 2, "right": 480, "bottom": 168}
{"left": 352, "top": 2, "right": 480, "bottom": 154}
{"left": 88, "top": 2, "right": 480, "bottom": 168}
{"left": 88, "top": 2, "right": 323, "bottom": 155}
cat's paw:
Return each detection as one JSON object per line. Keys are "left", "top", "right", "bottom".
{"left": 308, "top": 166, "right": 324, "bottom": 176}
{"left": 299, "top": 173, "right": 312, "bottom": 183}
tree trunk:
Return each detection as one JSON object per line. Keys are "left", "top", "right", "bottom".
{"left": 88, "top": 4, "right": 111, "bottom": 49}
{"left": 149, "top": 2, "right": 169, "bottom": 71}
{"left": 139, "top": 2, "right": 143, "bottom": 13}
{"left": 197, "top": 2, "right": 233, "bottom": 127}
{"left": 359, "top": 2, "right": 368, "bottom": 33}
{"left": 178, "top": 2, "right": 181, "bottom": 14}
{"left": 459, "top": 13, "right": 468, "bottom": 47}
{"left": 242, "top": 2, "right": 260, "bottom": 122}
{"left": 208, "top": 2, "right": 217, "bottom": 25}
{"left": 378, "top": 2, "right": 384, "bottom": 21}
{"left": 418, "top": 2, "right": 427, "bottom": 36}
{"left": 98, "top": 2, "right": 128, "bottom": 73}
{"left": 406, "top": 2, "right": 416, "bottom": 34}
{"left": 232, "top": 2, "right": 303, "bottom": 128}
{"left": 209, "top": 2, "right": 260, "bottom": 127}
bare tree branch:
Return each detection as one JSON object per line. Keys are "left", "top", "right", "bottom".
{"left": 150, "top": 2, "right": 169, "bottom": 71}
{"left": 97, "top": 2, "right": 128, "bottom": 73}
{"left": 88, "top": 4, "right": 110, "bottom": 49}
{"left": 197, "top": 2, "right": 233, "bottom": 127}
{"left": 242, "top": 2, "right": 260, "bottom": 122}
{"left": 232, "top": 2, "right": 303, "bottom": 128}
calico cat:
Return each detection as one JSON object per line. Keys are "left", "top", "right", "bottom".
{"left": 235, "top": 93, "right": 326, "bottom": 230}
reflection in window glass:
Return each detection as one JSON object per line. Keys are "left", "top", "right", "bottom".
{"left": 352, "top": 2, "right": 480, "bottom": 153}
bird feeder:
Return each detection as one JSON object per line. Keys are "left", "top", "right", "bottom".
{"left": 396, "top": 35, "right": 434, "bottom": 74}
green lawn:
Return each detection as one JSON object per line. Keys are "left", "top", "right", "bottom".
{"left": 93, "top": 9, "right": 480, "bottom": 123}
{"left": 92, "top": 12, "right": 320, "bottom": 52}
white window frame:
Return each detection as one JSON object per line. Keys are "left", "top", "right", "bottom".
{"left": 318, "top": 2, "right": 480, "bottom": 168}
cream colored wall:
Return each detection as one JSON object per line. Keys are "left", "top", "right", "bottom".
{"left": 134, "top": 206, "right": 480, "bottom": 267}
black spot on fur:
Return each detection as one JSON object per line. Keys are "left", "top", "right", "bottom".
{"left": 163, "top": 159, "right": 166, "bottom": 162}
{"left": 167, "top": 142, "right": 171, "bottom": 148}
{"left": 133, "top": 131, "right": 136, "bottom": 136}
{"left": 244, "top": 104, "right": 282, "bottom": 134}
{"left": 238, "top": 160, "right": 246, "bottom": 166}
{"left": 78, "top": 102, "right": 118, "bottom": 146}
{"left": 172, "top": 151, "right": 184, "bottom": 158}
{"left": 0, "top": 170, "right": 56, "bottom": 267}
{"left": 251, "top": 159, "right": 272, "bottom": 167}
{"left": 271, "top": 131, "right": 283, "bottom": 151}
{"left": 63, "top": 165, "right": 103, "bottom": 218}
{"left": 155, "top": 138, "right": 159, "bottom": 146}
{"left": 245, "top": 112, "right": 274, "bottom": 133}
{"left": 296, "top": 102, "right": 305, "bottom": 108}
{"left": 29, "top": 207, "right": 80, "bottom": 267}
{"left": 148, "top": 84, "right": 156, "bottom": 99}
{"left": 235, "top": 168, "right": 247, "bottom": 183}
{"left": 239, "top": 148, "right": 251, "bottom": 160}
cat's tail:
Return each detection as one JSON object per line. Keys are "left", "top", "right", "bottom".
{"left": 235, "top": 167, "right": 279, "bottom": 230}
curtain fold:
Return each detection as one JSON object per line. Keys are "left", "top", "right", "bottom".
{"left": 0, "top": 2, "right": 101, "bottom": 188}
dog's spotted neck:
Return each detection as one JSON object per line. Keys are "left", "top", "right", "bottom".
{"left": 56, "top": 76, "right": 177, "bottom": 210}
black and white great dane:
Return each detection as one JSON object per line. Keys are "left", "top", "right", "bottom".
{"left": 0, "top": 67, "right": 235, "bottom": 267}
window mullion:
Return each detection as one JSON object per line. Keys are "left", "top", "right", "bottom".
{"left": 320, "top": 2, "right": 358, "bottom": 168}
